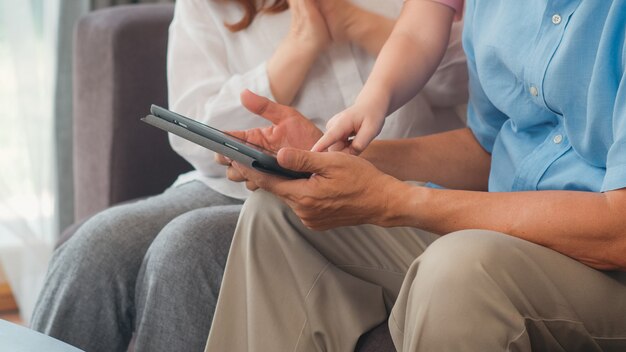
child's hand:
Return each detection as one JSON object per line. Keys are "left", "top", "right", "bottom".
{"left": 311, "top": 104, "right": 385, "bottom": 155}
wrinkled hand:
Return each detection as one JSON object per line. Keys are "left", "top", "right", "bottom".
{"left": 287, "top": 0, "right": 331, "bottom": 53}
{"left": 231, "top": 146, "right": 402, "bottom": 230}
{"left": 215, "top": 90, "right": 323, "bottom": 190}
{"left": 311, "top": 103, "right": 386, "bottom": 155}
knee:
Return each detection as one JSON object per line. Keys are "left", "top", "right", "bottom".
{"left": 44, "top": 204, "right": 151, "bottom": 289}
{"left": 393, "top": 231, "right": 535, "bottom": 350}
{"left": 415, "top": 230, "right": 522, "bottom": 287}
{"left": 60, "top": 206, "right": 143, "bottom": 268}
{"left": 145, "top": 205, "right": 241, "bottom": 270}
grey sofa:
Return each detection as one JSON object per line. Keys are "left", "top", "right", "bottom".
{"left": 65, "top": 4, "right": 395, "bottom": 351}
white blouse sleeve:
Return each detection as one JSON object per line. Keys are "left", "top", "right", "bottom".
{"left": 167, "top": 0, "right": 276, "bottom": 178}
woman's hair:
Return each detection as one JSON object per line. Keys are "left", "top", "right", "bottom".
{"left": 221, "top": 0, "right": 289, "bottom": 32}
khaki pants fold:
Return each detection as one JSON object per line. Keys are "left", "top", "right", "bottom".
{"left": 206, "top": 190, "right": 626, "bottom": 352}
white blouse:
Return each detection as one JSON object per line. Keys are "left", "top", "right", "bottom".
{"left": 167, "top": 0, "right": 468, "bottom": 200}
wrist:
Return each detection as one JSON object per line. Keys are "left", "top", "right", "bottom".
{"left": 378, "top": 180, "right": 430, "bottom": 228}
{"left": 354, "top": 86, "right": 391, "bottom": 117}
{"left": 285, "top": 30, "right": 326, "bottom": 56}
{"left": 268, "top": 35, "right": 321, "bottom": 104}
{"left": 270, "top": 34, "right": 322, "bottom": 77}
{"left": 341, "top": 5, "right": 367, "bottom": 43}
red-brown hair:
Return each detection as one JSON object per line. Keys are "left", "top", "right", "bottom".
{"left": 219, "top": 0, "right": 289, "bottom": 32}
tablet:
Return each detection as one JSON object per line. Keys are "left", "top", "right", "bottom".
{"left": 141, "top": 105, "right": 311, "bottom": 179}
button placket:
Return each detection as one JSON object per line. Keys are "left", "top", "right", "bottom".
{"left": 511, "top": 125, "right": 568, "bottom": 191}
{"left": 526, "top": 4, "right": 576, "bottom": 111}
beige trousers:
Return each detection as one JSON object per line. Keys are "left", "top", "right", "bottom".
{"left": 206, "top": 191, "right": 626, "bottom": 352}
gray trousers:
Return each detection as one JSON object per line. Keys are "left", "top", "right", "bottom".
{"left": 31, "top": 181, "right": 242, "bottom": 352}
{"left": 206, "top": 190, "right": 626, "bottom": 352}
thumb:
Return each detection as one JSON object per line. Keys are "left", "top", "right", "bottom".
{"left": 277, "top": 148, "right": 329, "bottom": 174}
{"left": 240, "top": 89, "right": 287, "bottom": 125}
{"left": 240, "top": 89, "right": 265, "bottom": 112}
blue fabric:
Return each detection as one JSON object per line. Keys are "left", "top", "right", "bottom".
{"left": 424, "top": 182, "right": 445, "bottom": 189}
{"left": 464, "top": 0, "right": 626, "bottom": 193}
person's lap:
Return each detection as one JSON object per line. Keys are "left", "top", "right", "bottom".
{"left": 32, "top": 181, "right": 243, "bottom": 352}
{"left": 206, "top": 190, "right": 438, "bottom": 351}
{"left": 207, "top": 190, "right": 626, "bottom": 352}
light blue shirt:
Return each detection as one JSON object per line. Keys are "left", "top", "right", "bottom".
{"left": 464, "top": 0, "right": 626, "bottom": 193}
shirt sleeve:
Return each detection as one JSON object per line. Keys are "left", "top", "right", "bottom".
{"left": 167, "top": 0, "right": 276, "bottom": 179}
{"left": 602, "top": 69, "right": 626, "bottom": 192}
{"left": 423, "top": 0, "right": 464, "bottom": 19}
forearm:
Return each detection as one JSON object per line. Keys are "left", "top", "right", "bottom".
{"left": 267, "top": 37, "right": 320, "bottom": 105}
{"left": 384, "top": 184, "right": 626, "bottom": 271}
{"left": 362, "top": 128, "right": 491, "bottom": 191}
{"left": 345, "top": 8, "right": 394, "bottom": 56}
{"left": 355, "top": 1, "right": 455, "bottom": 115}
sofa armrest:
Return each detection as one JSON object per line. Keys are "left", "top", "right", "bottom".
{"left": 73, "top": 4, "right": 192, "bottom": 222}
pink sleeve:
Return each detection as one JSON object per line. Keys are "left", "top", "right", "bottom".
{"left": 430, "top": 0, "right": 464, "bottom": 14}
{"left": 424, "top": 0, "right": 464, "bottom": 19}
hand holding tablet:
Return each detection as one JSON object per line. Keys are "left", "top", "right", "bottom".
{"left": 141, "top": 105, "right": 312, "bottom": 179}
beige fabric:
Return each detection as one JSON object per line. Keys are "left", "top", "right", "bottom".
{"left": 206, "top": 191, "right": 626, "bottom": 351}
{"left": 206, "top": 191, "right": 437, "bottom": 352}
{"left": 391, "top": 230, "right": 626, "bottom": 351}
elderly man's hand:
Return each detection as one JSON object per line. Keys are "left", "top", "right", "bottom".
{"left": 231, "top": 147, "right": 406, "bottom": 230}
{"left": 215, "top": 89, "right": 323, "bottom": 190}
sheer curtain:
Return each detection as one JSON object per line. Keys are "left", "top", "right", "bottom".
{"left": 0, "top": 0, "right": 172, "bottom": 325}
{"left": 0, "top": 0, "right": 61, "bottom": 324}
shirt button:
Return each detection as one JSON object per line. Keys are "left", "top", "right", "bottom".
{"left": 529, "top": 86, "right": 539, "bottom": 97}
{"left": 552, "top": 14, "right": 562, "bottom": 25}
{"left": 553, "top": 134, "right": 563, "bottom": 144}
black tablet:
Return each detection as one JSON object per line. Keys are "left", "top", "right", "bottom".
{"left": 141, "top": 105, "right": 311, "bottom": 179}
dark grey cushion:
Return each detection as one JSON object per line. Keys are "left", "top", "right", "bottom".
{"left": 73, "top": 4, "right": 192, "bottom": 222}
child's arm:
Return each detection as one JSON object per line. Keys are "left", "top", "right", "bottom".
{"left": 312, "top": 0, "right": 458, "bottom": 154}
